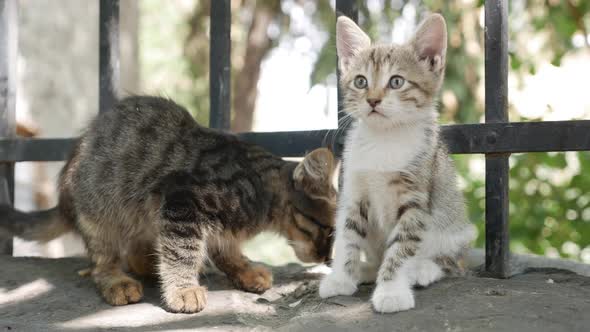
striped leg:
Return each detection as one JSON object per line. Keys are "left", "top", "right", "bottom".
{"left": 209, "top": 240, "right": 272, "bottom": 294}
{"left": 157, "top": 222, "right": 209, "bottom": 313}
{"left": 156, "top": 191, "right": 210, "bottom": 313}
{"left": 372, "top": 172, "right": 429, "bottom": 313}
{"left": 319, "top": 201, "right": 369, "bottom": 298}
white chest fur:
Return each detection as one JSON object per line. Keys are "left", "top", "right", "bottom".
{"left": 340, "top": 122, "right": 427, "bottom": 230}
{"left": 343, "top": 122, "right": 427, "bottom": 173}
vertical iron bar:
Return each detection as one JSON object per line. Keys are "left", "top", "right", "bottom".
{"left": 209, "top": 0, "right": 231, "bottom": 130}
{"left": 484, "top": 0, "right": 510, "bottom": 278}
{"left": 99, "top": 0, "right": 120, "bottom": 113}
{"left": 0, "top": 0, "right": 17, "bottom": 255}
{"left": 335, "top": 0, "right": 358, "bottom": 158}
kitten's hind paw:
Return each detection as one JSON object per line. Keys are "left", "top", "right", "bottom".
{"left": 164, "top": 286, "right": 208, "bottom": 313}
{"left": 101, "top": 276, "right": 144, "bottom": 306}
{"left": 371, "top": 281, "right": 414, "bottom": 313}
{"left": 233, "top": 265, "right": 273, "bottom": 294}
{"left": 319, "top": 272, "right": 357, "bottom": 298}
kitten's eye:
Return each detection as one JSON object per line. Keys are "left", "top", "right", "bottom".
{"left": 389, "top": 75, "right": 405, "bottom": 89}
{"left": 353, "top": 75, "right": 368, "bottom": 89}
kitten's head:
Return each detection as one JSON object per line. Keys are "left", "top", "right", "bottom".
{"left": 337, "top": 14, "right": 447, "bottom": 130}
{"left": 284, "top": 148, "right": 337, "bottom": 264}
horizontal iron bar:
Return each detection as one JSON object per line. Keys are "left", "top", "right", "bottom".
{"left": 241, "top": 120, "right": 590, "bottom": 156}
{"left": 443, "top": 120, "right": 590, "bottom": 154}
{"left": 0, "top": 138, "right": 78, "bottom": 162}
{"left": 1, "top": 120, "right": 590, "bottom": 161}
{"left": 238, "top": 130, "right": 333, "bottom": 157}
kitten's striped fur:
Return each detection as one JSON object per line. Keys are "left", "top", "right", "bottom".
{"left": 1, "top": 96, "right": 337, "bottom": 313}
{"left": 319, "top": 14, "right": 476, "bottom": 313}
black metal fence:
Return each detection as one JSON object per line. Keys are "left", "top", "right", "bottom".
{"left": 1, "top": 0, "right": 589, "bottom": 278}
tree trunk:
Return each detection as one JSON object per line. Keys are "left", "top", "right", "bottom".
{"left": 230, "top": 2, "right": 278, "bottom": 133}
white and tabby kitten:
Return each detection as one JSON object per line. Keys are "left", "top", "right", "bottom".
{"left": 319, "top": 14, "right": 476, "bottom": 313}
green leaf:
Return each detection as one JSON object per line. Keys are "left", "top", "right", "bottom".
{"left": 510, "top": 52, "right": 522, "bottom": 70}
{"left": 310, "top": 38, "right": 336, "bottom": 86}
{"left": 551, "top": 52, "right": 564, "bottom": 67}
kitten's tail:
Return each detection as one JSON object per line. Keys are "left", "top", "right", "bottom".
{"left": 0, "top": 205, "right": 73, "bottom": 242}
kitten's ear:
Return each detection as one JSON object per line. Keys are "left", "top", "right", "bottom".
{"left": 293, "top": 148, "right": 336, "bottom": 191}
{"left": 412, "top": 14, "right": 447, "bottom": 71}
{"left": 337, "top": 16, "right": 371, "bottom": 71}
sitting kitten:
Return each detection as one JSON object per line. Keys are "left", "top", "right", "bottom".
{"left": 0, "top": 96, "right": 337, "bottom": 313}
{"left": 319, "top": 14, "right": 476, "bottom": 313}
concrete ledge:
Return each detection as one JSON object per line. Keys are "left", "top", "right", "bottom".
{"left": 466, "top": 248, "right": 590, "bottom": 277}
{"left": 1, "top": 251, "right": 589, "bottom": 331}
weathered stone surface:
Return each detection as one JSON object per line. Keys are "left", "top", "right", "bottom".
{"left": 1, "top": 253, "right": 589, "bottom": 332}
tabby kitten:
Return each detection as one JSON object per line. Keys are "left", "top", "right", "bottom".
{"left": 319, "top": 15, "right": 476, "bottom": 313}
{"left": 0, "top": 96, "right": 337, "bottom": 313}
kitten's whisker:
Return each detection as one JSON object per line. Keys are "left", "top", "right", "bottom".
{"left": 331, "top": 116, "right": 356, "bottom": 148}
{"left": 324, "top": 110, "right": 359, "bottom": 148}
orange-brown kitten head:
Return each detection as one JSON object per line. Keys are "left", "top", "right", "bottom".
{"left": 285, "top": 148, "right": 337, "bottom": 263}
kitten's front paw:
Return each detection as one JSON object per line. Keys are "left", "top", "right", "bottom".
{"left": 101, "top": 276, "right": 143, "bottom": 306}
{"left": 371, "top": 281, "right": 415, "bottom": 313}
{"left": 233, "top": 265, "right": 273, "bottom": 294}
{"left": 164, "top": 286, "right": 208, "bottom": 313}
{"left": 319, "top": 272, "right": 357, "bottom": 298}
{"left": 410, "top": 259, "right": 444, "bottom": 287}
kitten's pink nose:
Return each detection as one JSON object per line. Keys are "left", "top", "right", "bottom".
{"left": 367, "top": 98, "right": 381, "bottom": 108}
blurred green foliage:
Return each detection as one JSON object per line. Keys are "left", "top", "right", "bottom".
{"left": 139, "top": 0, "right": 209, "bottom": 125}
{"left": 427, "top": 0, "right": 589, "bottom": 260}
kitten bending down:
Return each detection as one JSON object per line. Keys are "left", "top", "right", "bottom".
{"left": 0, "top": 96, "right": 337, "bottom": 313}
{"left": 319, "top": 15, "right": 476, "bottom": 313}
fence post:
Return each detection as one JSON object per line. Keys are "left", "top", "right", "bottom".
{"left": 0, "top": 0, "right": 17, "bottom": 255}
{"left": 209, "top": 0, "right": 231, "bottom": 130}
{"left": 99, "top": 0, "right": 120, "bottom": 114}
{"left": 484, "top": 0, "right": 510, "bottom": 278}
